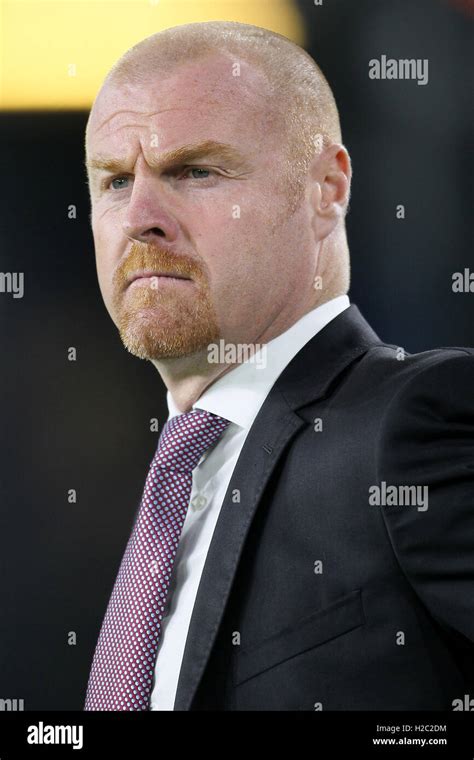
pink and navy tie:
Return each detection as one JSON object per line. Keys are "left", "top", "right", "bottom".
{"left": 84, "top": 408, "right": 230, "bottom": 711}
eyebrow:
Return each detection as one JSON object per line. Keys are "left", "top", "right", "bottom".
{"left": 85, "top": 140, "right": 249, "bottom": 176}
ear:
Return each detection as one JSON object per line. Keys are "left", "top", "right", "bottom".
{"left": 310, "top": 144, "right": 351, "bottom": 243}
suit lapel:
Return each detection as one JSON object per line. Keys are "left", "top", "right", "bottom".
{"left": 173, "top": 390, "right": 305, "bottom": 710}
{"left": 173, "top": 305, "right": 382, "bottom": 709}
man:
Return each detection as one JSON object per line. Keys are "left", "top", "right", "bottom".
{"left": 83, "top": 21, "right": 473, "bottom": 711}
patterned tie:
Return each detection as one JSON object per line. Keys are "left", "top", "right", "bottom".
{"left": 84, "top": 408, "right": 230, "bottom": 711}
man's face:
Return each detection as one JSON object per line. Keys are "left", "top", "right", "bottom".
{"left": 86, "top": 53, "right": 316, "bottom": 361}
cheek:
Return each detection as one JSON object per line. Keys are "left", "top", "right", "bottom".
{"left": 92, "top": 224, "right": 116, "bottom": 302}
{"left": 209, "top": 221, "right": 278, "bottom": 307}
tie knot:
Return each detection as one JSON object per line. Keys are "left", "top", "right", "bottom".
{"left": 153, "top": 408, "right": 230, "bottom": 473}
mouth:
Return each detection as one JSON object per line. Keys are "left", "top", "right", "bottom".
{"left": 126, "top": 270, "right": 193, "bottom": 287}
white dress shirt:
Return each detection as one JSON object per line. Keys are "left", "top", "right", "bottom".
{"left": 149, "top": 295, "right": 350, "bottom": 710}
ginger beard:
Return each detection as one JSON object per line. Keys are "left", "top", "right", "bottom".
{"left": 110, "top": 241, "right": 221, "bottom": 361}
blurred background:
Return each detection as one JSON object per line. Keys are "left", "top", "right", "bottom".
{"left": 0, "top": 0, "right": 472, "bottom": 709}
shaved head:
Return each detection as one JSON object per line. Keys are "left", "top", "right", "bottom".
{"left": 86, "top": 21, "right": 342, "bottom": 205}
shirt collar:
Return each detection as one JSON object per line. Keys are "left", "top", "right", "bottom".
{"left": 166, "top": 295, "right": 350, "bottom": 430}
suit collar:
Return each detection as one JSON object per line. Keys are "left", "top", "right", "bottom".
{"left": 276, "top": 304, "right": 382, "bottom": 411}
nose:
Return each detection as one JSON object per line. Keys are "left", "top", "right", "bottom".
{"left": 122, "top": 177, "right": 180, "bottom": 246}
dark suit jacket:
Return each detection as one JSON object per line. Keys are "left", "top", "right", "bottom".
{"left": 172, "top": 304, "right": 474, "bottom": 710}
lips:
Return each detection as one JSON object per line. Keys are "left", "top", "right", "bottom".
{"left": 127, "top": 270, "right": 191, "bottom": 285}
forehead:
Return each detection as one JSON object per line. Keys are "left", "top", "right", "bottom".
{"left": 86, "top": 53, "right": 279, "bottom": 160}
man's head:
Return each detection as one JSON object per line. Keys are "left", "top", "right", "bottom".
{"left": 85, "top": 21, "right": 351, "bottom": 364}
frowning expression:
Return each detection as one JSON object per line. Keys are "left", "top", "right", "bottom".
{"left": 86, "top": 52, "right": 315, "bottom": 360}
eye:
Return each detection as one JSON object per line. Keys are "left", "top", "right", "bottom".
{"left": 109, "top": 176, "right": 129, "bottom": 190}
{"left": 182, "top": 167, "right": 212, "bottom": 179}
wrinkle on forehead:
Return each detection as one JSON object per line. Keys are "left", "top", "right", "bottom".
{"left": 87, "top": 53, "right": 276, "bottom": 147}
{"left": 90, "top": 106, "right": 196, "bottom": 139}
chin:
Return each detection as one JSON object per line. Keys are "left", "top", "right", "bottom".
{"left": 120, "top": 322, "right": 216, "bottom": 362}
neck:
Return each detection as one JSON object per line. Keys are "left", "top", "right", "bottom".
{"left": 151, "top": 350, "right": 235, "bottom": 413}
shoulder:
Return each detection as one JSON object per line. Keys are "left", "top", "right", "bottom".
{"left": 371, "top": 346, "right": 474, "bottom": 638}
{"left": 372, "top": 344, "right": 474, "bottom": 483}
{"left": 374, "top": 346, "right": 474, "bottom": 441}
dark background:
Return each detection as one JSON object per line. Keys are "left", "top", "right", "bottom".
{"left": 0, "top": 0, "right": 472, "bottom": 709}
